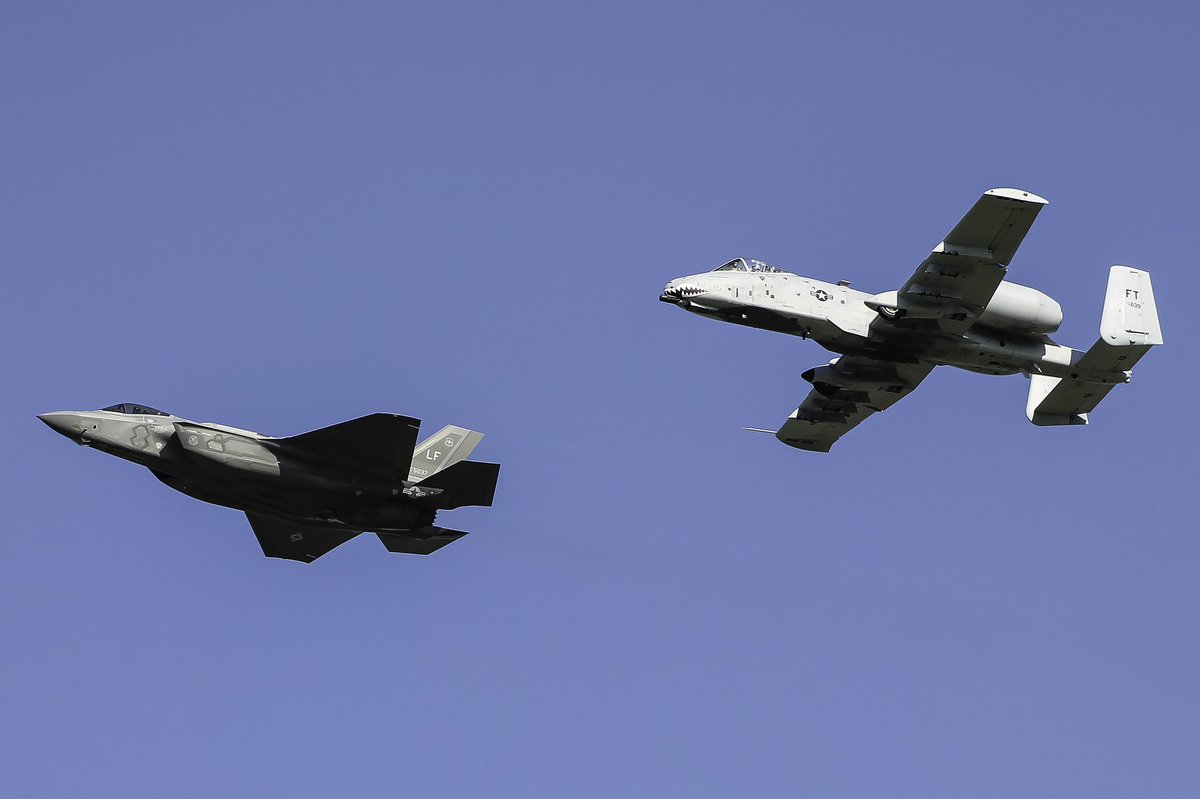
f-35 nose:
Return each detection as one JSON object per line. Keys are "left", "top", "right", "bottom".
{"left": 38, "top": 412, "right": 87, "bottom": 440}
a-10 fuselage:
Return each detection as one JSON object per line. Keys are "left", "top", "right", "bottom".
{"left": 38, "top": 408, "right": 448, "bottom": 532}
{"left": 661, "top": 259, "right": 1128, "bottom": 386}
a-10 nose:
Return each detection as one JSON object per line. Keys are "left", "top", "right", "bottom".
{"left": 660, "top": 277, "right": 711, "bottom": 305}
{"left": 661, "top": 278, "right": 702, "bottom": 304}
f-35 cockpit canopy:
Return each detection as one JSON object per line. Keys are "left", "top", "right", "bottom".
{"left": 712, "top": 257, "right": 788, "bottom": 274}
{"left": 102, "top": 403, "right": 171, "bottom": 416}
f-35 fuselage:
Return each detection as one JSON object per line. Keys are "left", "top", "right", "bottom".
{"left": 38, "top": 408, "right": 490, "bottom": 536}
{"left": 41, "top": 406, "right": 501, "bottom": 561}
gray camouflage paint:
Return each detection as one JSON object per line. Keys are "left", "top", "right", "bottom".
{"left": 661, "top": 189, "right": 1163, "bottom": 451}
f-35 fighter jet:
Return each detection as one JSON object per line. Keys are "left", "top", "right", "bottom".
{"left": 39, "top": 406, "right": 500, "bottom": 562}
{"left": 661, "top": 188, "right": 1163, "bottom": 451}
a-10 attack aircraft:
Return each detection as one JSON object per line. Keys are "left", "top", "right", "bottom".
{"left": 660, "top": 188, "right": 1163, "bottom": 452}
{"left": 38, "top": 406, "right": 499, "bottom": 562}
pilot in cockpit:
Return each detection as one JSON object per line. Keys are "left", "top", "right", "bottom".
{"left": 713, "top": 258, "right": 784, "bottom": 273}
{"left": 102, "top": 403, "right": 170, "bottom": 416}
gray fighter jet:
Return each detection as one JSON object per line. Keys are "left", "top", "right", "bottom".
{"left": 39, "top": 406, "right": 499, "bottom": 562}
{"left": 661, "top": 188, "right": 1163, "bottom": 451}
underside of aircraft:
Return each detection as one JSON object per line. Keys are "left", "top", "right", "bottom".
{"left": 661, "top": 189, "right": 1163, "bottom": 451}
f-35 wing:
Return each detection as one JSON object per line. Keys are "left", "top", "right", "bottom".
{"left": 774, "top": 356, "right": 935, "bottom": 452}
{"left": 892, "top": 188, "right": 1047, "bottom": 337}
{"left": 246, "top": 513, "right": 362, "bottom": 563}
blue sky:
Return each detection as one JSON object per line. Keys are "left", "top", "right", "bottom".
{"left": 2, "top": 2, "right": 1197, "bottom": 796}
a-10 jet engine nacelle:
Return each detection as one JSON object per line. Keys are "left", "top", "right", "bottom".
{"left": 871, "top": 280, "right": 1062, "bottom": 336}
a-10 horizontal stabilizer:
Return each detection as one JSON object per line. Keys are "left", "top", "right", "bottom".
{"left": 417, "top": 460, "right": 501, "bottom": 508}
{"left": 275, "top": 413, "right": 421, "bottom": 475}
{"left": 377, "top": 527, "right": 467, "bottom": 555}
{"left": 1026, "top": 373, "right": 1098, "bottom": 426}
{"left": 246, "top": 513, "right": 363, "bottom": 563}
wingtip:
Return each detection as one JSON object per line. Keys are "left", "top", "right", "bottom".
{"left": 985, "top": 187, "right": 1049, "bottom": 205}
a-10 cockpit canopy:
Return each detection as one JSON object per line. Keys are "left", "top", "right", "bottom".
{"left": 712, "top": 257, "right": 787, "bottom": 274}
{"left": 103, "top": 403, "right": 171, "bottom": 416}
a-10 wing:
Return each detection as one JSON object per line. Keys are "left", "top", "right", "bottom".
{"left": 775, "top": 189, "right": 1048, "bottom": 451}
{"left": 895, "top": 188, "right": 1047, "bottom": 337}
{"left": 775, "top": 356, "right": 935, "bottom": 452}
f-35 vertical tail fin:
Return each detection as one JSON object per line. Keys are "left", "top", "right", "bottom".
{"left": 1026, "top": 266, "right": 1162, "bottom": 426}
{"left": 408, "top": 426, "right": 484, "bottom": 482}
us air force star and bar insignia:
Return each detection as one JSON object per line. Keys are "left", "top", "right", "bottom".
{"left": 813, "top": 289, "right": 830, "bottom": 302}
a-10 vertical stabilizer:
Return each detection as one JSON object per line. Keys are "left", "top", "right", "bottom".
{"left": 1026, "top": 266, "right": 1163, "bottom": 426}
{"left": 660, "top": 188, "right": 1163, "bottom": 450}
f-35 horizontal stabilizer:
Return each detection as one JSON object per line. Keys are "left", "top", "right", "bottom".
{"left": 275, "top": 414, "right": 421, "bottom": 475}
{"left": 376, "top": 527, "right": 467, "bottom": 555}
{"left": 246, "top": 513, "right": 363, "bottom": 563}
{"left": 416, "top": 460, "right": 500, "bottom": 508}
